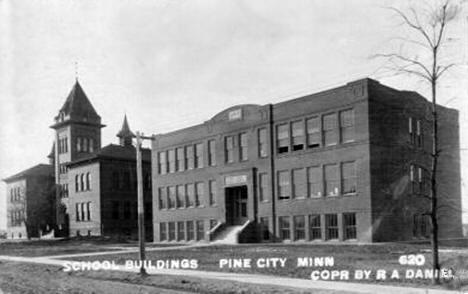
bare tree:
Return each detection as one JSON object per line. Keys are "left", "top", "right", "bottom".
{"left": 373, "top": 0, "right": 463, "bottom": 284}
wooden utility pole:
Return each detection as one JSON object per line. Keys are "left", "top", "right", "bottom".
{"left": 136, "top": 131, "right": 146, "bottom": 275}
{"left": 136, "top": 131, "right": 154, "bottom": 276}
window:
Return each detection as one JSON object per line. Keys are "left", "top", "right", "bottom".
{"left": 59, "top": 164, "right": 68, "bottom": 174}
{"left": 340, "top": 109, "right": 354, "bottom": 143}
{"left": 89, "top": 138, "right": 94, "bottom": 153}
{"left": 341, "top": 162, "right": 356, "bottom": 195}
{"left": 409, "top": 117, "right": 416, "bottom": 144}
{"left": 86, "top": 173, "right": 91, "bottom": 190}
{"left": 260, "top": 217, "right": 270, "bottom": 241}
{"left": 176, "top": 147, "right": 185, "bottom": 171}
{"left": 158, "top": 152, "right": 167, "bottom": 175}
{"left": 325, "top": 214, "right": 338, "bottom": 240}
{"left": 160, "top": 223, "right": 167, "bottom": 241}
{"left": 416, "top": 120, "right": 423, "bottom": 147}
{"left": 124, "top": 201, "right": 131, "bottom": 219}
{"left": 196, "top": 220, "right": 204, "bottom": 241}
{"left": 324, "top": 164, "right": 339, "bottom": 196}
{"left": 291, "top": 121, "right": 305, "bottom": 151}
{"left": 186, "top": 184, "right": 195, "bottom": 207}
{"left": 158, "top": 187, "right": 167, "bottom": 209}
{"left": 344, "top": 213, "right": 357, "bottom": 240}
{"left": 239, "top": 133, "right": 248, "bottom": 161}
{"left": 277, "top": 124, "right": 289, "bottom": 153}
{"left": 81, "top": 138, "right": 88, "bottom": 152}
{"left": 168, "top": 186, "right": 176, "bottom": 209}
{"left": 309, "top": 215, "right": 321, "bottom": 240}
{"left": 187, "top": 221, "right": 194, "bottom": 241}
{"left": 168, "top": 150, "right": 176, "bottom": 173}
{"left": 294, "top": 215, "right": 306, "bottom": 240}
{"left": 292, "top": 168, "right": 306, "bottom": 199}
{"left": 168, "top": 222, "right": 176, "bottom": 241}
{"left": 195, "top": 143, "right": 204, "bottom": 168}
{"left": 307, "top": 166, "right": 322, "bottom": 197}
{"left": 258, "top": 173, "right": 268, "bottom": 202}
{"left": 186, "top": 145, "right": 194, "bottom": 169}
{"left": 278, "top": 171, "right": 290, "bottom": 200}
{"left": 76, "top": 203, "right": 81, "bottom": 221}
{"left": 75, "top": 175, "right": 80, "bottom": 192}
{"left": 209, "top": 180, "right": 216, "bottom": 206}
{"left": 80, "top": 174, "right": 85, "bottom": 191}
{"left": 176, "top": 185, "right": 185, "bottom": 208}
{"left": 177, "top": 221, "right": 185, "bottom": 241}
{"left": 323, "top": 113, "right": 338, "bottom": 146}
{"left": 225, "top": 136, "right": 234, "bottom": 163}
{"left": 195, "top": 182, "right": 204, "bottom": 207}
{"left": 258, "top": 128, "right": 268, "bottom": 158}
{"left": 410, "top": 164, "right": 418, "bottom": 194}
{"left": 86, "top": 202, "right": 91, "bottom": 221}
{"left": 77, "top": 138, "right": 82, "bottom": 152}
{"left": 279, "top": 216, "right": 291, "bottom": 240}
{"left": 80, "top": 203, "right": 86, "bottom": 221}
{"left": 208, "top": 140, "right": 216, "bottom": 166}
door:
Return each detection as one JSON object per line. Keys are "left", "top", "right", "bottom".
{"left": 225, "top": 186, "right": 248, "bottom": 225}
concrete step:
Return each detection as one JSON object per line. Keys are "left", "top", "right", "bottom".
{"left": 212, "top": 225, "right": 244, "bottom": 244}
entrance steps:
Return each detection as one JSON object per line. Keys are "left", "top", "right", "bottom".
{"left": 212, "top": 225, "right": 244, "bottom": 244}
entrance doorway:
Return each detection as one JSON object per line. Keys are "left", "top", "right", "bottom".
{"left": 225, "top": 186, "right": 248, "bottom": 225}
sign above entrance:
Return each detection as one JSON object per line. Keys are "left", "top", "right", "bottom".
{"left": 225, "top": 175, "right": 247, "bottom": 186}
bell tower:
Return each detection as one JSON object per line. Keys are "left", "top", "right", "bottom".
{"left": 50, "top": 80, "right": 105, "bottom": 236}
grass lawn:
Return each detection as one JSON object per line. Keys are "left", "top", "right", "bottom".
{"left": 70, "top": 242, "right": 468, "bottom": 290}
{"left": 0, "top": 237, "right": 183, "bottom": 257}
{"left": 0, "top": 261, "right": 342, "bottom": 294}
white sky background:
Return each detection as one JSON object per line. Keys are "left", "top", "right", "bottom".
{"left": 0, "top": 0, "right": 467, "bottom": 230}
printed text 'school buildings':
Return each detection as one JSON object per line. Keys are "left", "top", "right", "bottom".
{"left": 152, "top": 78, "right": 462, "bottom": 243}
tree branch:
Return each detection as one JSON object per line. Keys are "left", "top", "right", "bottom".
{"left": 387, "top": 6, "right": 434, "bottom": 48}
{"left": 373, "top": 53, "right": 433, "bottom": 77}
{"left": 436, "top": 63, "right": 456, "bottom": 78}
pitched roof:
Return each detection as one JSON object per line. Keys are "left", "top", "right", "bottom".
{"left": 116, "top": 114, "right": 135, "bottom": 138}
{"left": 67, "top": 144, "right": 151, "bottom": 168}
{"left": 48, "top": 142, "right": 55, "bottom": 159}
{"left": 3, "top": 164, "right": 54, "bottom": 183}
{"left": 59, "top": 81, "right": 100, "bottom": 119}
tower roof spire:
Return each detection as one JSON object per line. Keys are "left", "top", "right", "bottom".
{"left": 117, "top": 114, "right": 135, "bottom": 146}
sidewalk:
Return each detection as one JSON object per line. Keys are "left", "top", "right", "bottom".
{"left": 0, "top": 254, "right": 461, "bottom": 294}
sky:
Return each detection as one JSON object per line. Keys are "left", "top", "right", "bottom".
{"left": 0, "top": 0, "right": 467, "bottom": 230}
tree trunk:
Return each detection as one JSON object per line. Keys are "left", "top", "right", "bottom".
{"left": 431, "top": 48, "right": 440, "bottom": 284}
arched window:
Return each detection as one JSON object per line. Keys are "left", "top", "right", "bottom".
{"left": 77, "top": 138, "right": 82, "bottom": 152}
{"left": 80, "top": 174, "right": 85, "bottom": 191}
{"left": 83, "top": 138, "right": 88, "bottom": 152}
{"left": 75, "top": 175, "right": 79, "bottom": 192}
{"left": 112, "top": 171, "right": 119, "bottom": 190}
{"left": 86, "top": 172, "right": 91, "bottom": 190}
{"left": 89, "top": 139, "right": 94, "bottom": 153}
{"left": 81, "top": 203, "right": 86, "bottom": 221}
{"left": 86, "top": 202, "right": 91, "bottom": 220}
